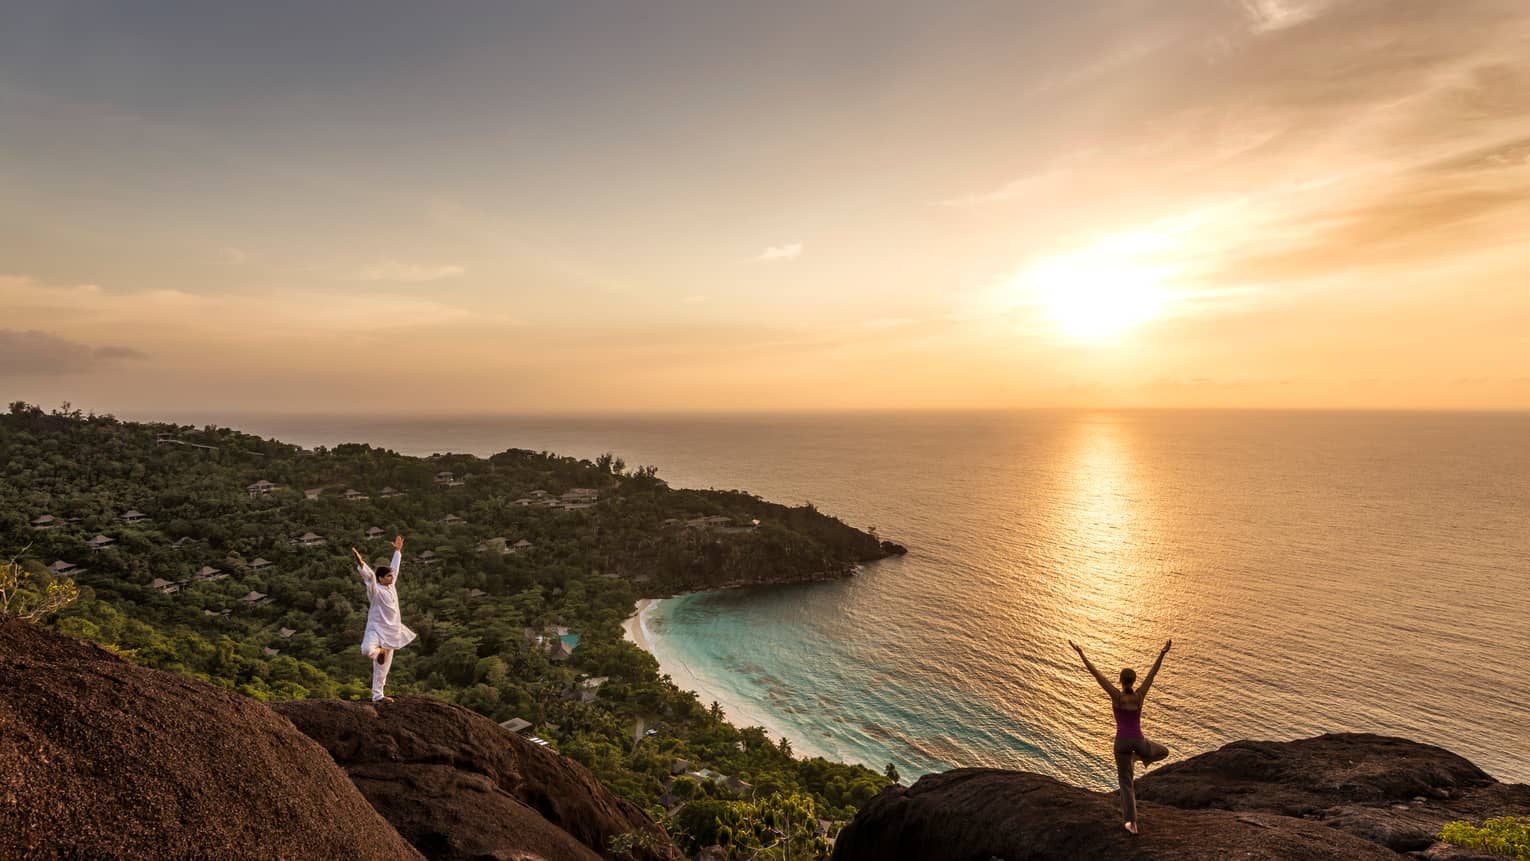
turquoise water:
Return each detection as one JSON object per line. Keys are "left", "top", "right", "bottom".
{"left": 182, "top": 410, "right": 1530, "bottom": 786}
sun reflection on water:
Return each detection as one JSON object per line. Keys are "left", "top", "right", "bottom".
{"left": 1056, "top": 415, "right": 1154, "bottom": 629}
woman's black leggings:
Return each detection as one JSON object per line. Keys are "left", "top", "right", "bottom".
{"left": 1113, "top": 736, "right": 1170, "bottom": 824}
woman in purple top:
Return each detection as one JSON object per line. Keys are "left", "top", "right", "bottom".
{"left": 1069, "top": 638, "right": 1172, "bottom": 834}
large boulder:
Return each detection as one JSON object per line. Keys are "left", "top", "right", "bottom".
{"left": 1137, "top": 733, "right": 1530, "bottom": 853}
{"left": 0, "top": 617, "right": 423, "bottom": 861}
{"left": 831, "top": 768, "right": 1400, "bottom": 861}
{"left": 274, "top": 697, "right": 683, "bottom": 861}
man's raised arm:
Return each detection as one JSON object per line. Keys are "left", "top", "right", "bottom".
{"left": 352, "top": 547, "right": 375, "bottom": 582}
{"left": 389, "top": 535, "right": 404, "bottom": 583}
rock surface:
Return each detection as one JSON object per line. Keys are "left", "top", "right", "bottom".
{"left": 0, "top": 617, "right": 423, "bottom": 861}
{"left": 274, "top": 696, "right": 683, "bottom": 861}
{"left": 831, "top": 768, "right": 1401, "bottom": 861}
{"left": 1136, "top": 733, "right": 1530, "bottom": 854}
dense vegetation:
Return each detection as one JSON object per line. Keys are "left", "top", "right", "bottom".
{"left": 1441, "top": 818, "right": 1530, "bottom": 861}
{"left": 0, "top": 402, "right": 900, "bottom": 856}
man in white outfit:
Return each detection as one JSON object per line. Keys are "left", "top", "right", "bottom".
{"left": 351, "top": 535, "right": 416, "bottom": 703}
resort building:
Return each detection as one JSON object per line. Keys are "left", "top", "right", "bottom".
{"left": 294, "top": 532, "right": 326, "bottom": 547}
{"left": 29, "top": 514, "right": 60, "bottom": 531}
{"left": 511, "top": 539, "right": 534, "bottom": 552}
{"left": 498, "top": 717, "right": 533, "bottom": 734}
{"left": 416, "top": 550, "right": 443, "bottom": 566}
{"left": 277, "top": 627, "right": 296, "bottom": 639}
{"left": 466, "top": 588, "right": 487, "bottom": 599}
{"left": 150, "top": 578, "right": 179, "bottom": 595}
{"left": 241, "top": 590, "right": 270, "bottom": 605}
{"left": 193, "top": 566, "right": 224, "bottom": 581}
{"left": 87, "top": 534, "right": 116, "bottom": 552}
{"left": 48, "top": 560, "right": 80, "bottom": 576}
{"left": 303, "top": 488, "right": 323, "bottom": 500}
{"left": 246, "top": 479, "right": 278, "bottom": 497}
{"left": 577, "top": 676, "right": 609, "bottom": 704}
{"left": 120, "top": 510, "right": 149, "bottom": 524}
{"left": 365, "top": 526, "right": 385, "bottom": 540}
{"left": 443, "top": 514, "right": 465, "bottom": 526}
{"left": 378, "top": 486, "right": 404, "bottom": 498}
{"left": 341, "top": 488, "right": 369, "bottom": 501}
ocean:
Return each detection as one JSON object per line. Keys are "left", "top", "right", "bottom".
{"left": 177, "top": 409, "right": 1530, "bottom": 787}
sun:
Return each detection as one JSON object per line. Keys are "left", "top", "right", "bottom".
{"left": 1018, "top": 249, "right": 1171, "bottom": 341}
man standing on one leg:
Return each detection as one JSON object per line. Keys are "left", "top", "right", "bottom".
{"left": 352, "top": 535, "right": 416, "bottom": 703}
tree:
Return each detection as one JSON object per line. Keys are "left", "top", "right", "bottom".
{"left": 671, "top": 776, "right": 700, "bottom": 800}
{"left": 0, "top": 555, "right": 79, "bottom": 622}
{"left": 884, "top": 762, "right": 899, "bottom": 784}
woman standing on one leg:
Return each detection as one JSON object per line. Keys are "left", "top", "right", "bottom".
{"left": 352, "top": 535, "right": 416, "bottom": 703}
{"left": 1069, "top": 638, "right": 1172, "bottom": 834}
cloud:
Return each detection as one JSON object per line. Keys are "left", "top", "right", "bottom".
{"left": 0, "top": 330, "right": 149, "bottom": 377}
{"left": 1239, "top": 0, "right": 1330, "bottom": 33}
{"left": 92, "top": 345, "right": 151, "bottom": 361}
{"left": 357, "top": 260, "right": 466, "bottom": 282}
{"left": 934, "top": 167, "right": 1075, "bottom": 208}
{"left": 754, "top": 243, "right": 803, "bottom": 263}
{"left": 209, "top": 246, "right": 247, "bottom": 266}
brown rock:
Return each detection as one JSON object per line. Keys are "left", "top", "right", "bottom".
{"left": 830, "top": 768, "right": 1400, "bottom": 860}
{"left": 274, "top": 696, "right": 682, "bottom": 861}
{"left": 1136, "top": 733, "right": 1530, "bottom": 853}
{"left": 0, "top": 617, "right": 422, "bottom": 861}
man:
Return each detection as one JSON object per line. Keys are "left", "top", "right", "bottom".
{"left": 352, "top": 535, "right": 416, "bottom": 703}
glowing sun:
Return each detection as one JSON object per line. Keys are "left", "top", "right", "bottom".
{"left": 1019, "top": 250, "right": 1171, "bottom": 340}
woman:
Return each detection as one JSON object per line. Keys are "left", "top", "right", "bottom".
{"left": 1069, "top": 638, "right": 1172, "bottom": 834}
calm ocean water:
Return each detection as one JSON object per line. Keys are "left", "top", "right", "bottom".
{"left": 176, "top": 410, "right": 1530, "bottom": 786}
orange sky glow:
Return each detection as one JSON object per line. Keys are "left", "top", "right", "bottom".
{"left": 3, "top": 1, "right": 1528, "bottom": 413}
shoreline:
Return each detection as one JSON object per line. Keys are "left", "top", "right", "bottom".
{"left": 622, "top": 597, "right": 835, "bottom": 761}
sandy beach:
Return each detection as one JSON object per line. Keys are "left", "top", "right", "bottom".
{"left": 620, "top": 598, "right": 657, "bottom": 653}
{"left": 621, "top": 597, "right": 827, "bottom": 757}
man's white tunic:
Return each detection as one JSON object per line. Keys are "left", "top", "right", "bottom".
{"left": 359, "top": 550, "right": 417, "bottom": 653}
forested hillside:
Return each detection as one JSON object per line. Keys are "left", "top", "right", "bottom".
{"left": 0, "top": 401, "right": 898, "bottom": 852}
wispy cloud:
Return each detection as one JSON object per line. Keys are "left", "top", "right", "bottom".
{"left": 0, "top": 329, "right": 149, "bottom": 377}
{"left": 934, "top": 167, "right": 1075, "bottom": 208}
{"left": 357, "top": 260, "right": 466, "bottom": 282}
{"left": 209, "top": 246, "right": 248, "bottom": 266}
{"left": 1239, "top": 0, "right": 1330, "bottom": 33}
{"left": 754, "top": 243, "right": 803, "bottom": 263}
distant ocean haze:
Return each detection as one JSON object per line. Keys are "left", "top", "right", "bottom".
{"left": 184, "top": 409, "right": 1530, "bottom": 786}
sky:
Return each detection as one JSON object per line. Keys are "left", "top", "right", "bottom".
{"left": 3, "top": 0, "right": 1529, "bottom": 414}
